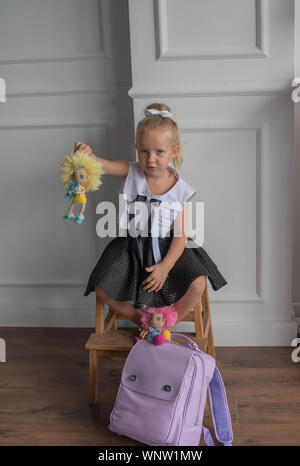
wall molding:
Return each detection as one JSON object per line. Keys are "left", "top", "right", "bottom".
{"left": 0, "top": 1, "right": 111, "bottom": 65}
{"left": 128, "top": 83, "right": 289, "bottom": 98}
{"left": 0, "top": 122, "right": 108, "bottom": 131}
{"left": 154, "top": 0, "right": 269, "bottom": 61}
{"left": 0, "top": 53, "right": 106, "bottom": 66}
{"left": 5, "top": 83, "right": 131, "bottom": 99}
{"left": 181, "top": 125, "right": 265, "bottom": 304}
{"left": 0, "top": 77, "right": 6, "bottom": 102}
{"left": 293, "top": 302, "right": 300, "bottom": 318}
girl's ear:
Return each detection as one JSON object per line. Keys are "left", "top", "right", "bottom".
{"left": 171, "top": 145, "right": 180, "bottom": 157}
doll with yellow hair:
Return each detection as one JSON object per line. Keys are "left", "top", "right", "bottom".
{"left": 60, "top": 150, "right": 104, "bottom": 224}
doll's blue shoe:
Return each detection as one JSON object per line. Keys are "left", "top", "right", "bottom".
{"left": 74, "top": 214, "right": 84, "bottom": 224}
{"left": 63, "top": 212, "right": 75, "bottom": 221}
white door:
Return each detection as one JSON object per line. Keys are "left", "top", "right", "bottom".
{"left": 128, "top": 0, "right": 297, "bottom": 345}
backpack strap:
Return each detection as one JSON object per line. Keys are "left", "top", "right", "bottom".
{"left": 170, "top": 333, "right": 233, "bottom": 446}
{"left": 204, "top": 367, "right": 233, "bottom": 446}
{"left": 202, "top": 425, "right": 215, "bottom": 446}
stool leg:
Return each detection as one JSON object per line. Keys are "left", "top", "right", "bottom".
{"left": 203, "top": 286, "right": 216, "bottom": 361}
{"left": 88, "top": 350, "right": 98, "bottom": 405}
{"left": 207, "top": 323, "right": 216, "bottom": 360}
{"left": 205, "top": 393, "right": 210, "bottom": 415}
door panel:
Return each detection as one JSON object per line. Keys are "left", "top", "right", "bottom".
{"left": 0, "top": 0, "right": 134, "bottom": 326}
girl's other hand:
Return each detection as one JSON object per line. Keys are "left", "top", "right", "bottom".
{"left": 74, "top": 141, "right": 93, "bottom": 156}
{"left": 143, "top": 263, "right": 169, "bottom": 293}
{"left": 139, "top": 328, "right": 149, "bottom": 339}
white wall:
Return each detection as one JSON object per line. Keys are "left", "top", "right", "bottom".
{"left": 0, "top": 0, "right": 134, "bottom": 326}
{"left": 0, "top": 0, "right": 297, "bottom": 345}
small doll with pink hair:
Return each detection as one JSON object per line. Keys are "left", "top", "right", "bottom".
{"left": 133, "top": 305, "right": 178, "bottom": 346}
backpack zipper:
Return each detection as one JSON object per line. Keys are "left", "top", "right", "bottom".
{"left": 195, "top": 353, "right": 206, "bottom": 426}
{"left": 182, "top": 360, "right": 197, "bottom": 421}
{"left": 182, "top": 352, "right": 204, "bottom": 429}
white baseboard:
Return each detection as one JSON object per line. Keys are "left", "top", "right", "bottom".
{"left": 0, "top": 303, "right": 96, "bottom": 327}
{"left": 172, "top": 321, "right": 297, "bottom": 346}
{"left": 0, "top": 303, "right": 297, "bottom": 346}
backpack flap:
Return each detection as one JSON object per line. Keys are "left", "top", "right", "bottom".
{"left": 110, "top": 339, "right": 194, "bottom": 443}
{"left": 122, "top": 339, "right": 192, "bottom": 399}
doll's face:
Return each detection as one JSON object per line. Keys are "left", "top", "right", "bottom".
{"left": 73, "top": 168, "right": 88, "bottom": 184}
{"left": 151, "top": 313, "right": 165, "bottom": 329}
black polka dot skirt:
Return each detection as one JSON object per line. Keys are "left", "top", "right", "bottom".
{"left": 84, "top": 230, "right": 227, "bottom": 308}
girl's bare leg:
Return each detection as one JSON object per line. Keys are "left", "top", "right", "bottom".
{"left": 174, "top": 276, "right": 207, "bottom": 323}
{"left": 95, "top": 286, "right": 142, "bottom": 327}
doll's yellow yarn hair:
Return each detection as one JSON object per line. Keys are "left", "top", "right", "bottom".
{"left": 60, "top": 150, "right": 105, "bottom": 191}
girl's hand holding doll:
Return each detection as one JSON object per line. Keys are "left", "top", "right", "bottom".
{"left": 143, "top": 263, "right": 170, "bottom": 293}
{"left": 74, "top": 141, "right": 93, "bottom": 157}
{"left": 73, "top": 141, "right": 128, "bottom": 177}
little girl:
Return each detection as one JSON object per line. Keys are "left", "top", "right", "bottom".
{"left": 78, "top": 103, "right": 227, "bottom": 334}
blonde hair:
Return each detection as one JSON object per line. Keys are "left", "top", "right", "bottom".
{"left": 60, "top": 150, "right": 105, "bottom": 191}
{"left": 135, "top": 103, "right": 183, "bottom": 173}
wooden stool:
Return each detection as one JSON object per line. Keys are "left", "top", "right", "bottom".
{"left": 85, "top": 284, "right": 216, "bottom": 405}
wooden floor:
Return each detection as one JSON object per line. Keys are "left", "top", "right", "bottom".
{"left": 0, "top": 327, "right": 299, "bottom": 446}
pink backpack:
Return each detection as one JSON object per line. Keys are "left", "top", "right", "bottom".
{"left": 108, "top": 333, "right": 233, "bottom": 446}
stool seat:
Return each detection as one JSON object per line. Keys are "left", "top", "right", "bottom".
{"left": 85, "top": 328, "right": 138, "bottom": 352}
{"left": 85, "top": 328, "right": 207, "bottom": 353}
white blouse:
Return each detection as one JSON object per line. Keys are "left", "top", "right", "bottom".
{"left": 117, "top": 161, "right": 196, "bottom": 264}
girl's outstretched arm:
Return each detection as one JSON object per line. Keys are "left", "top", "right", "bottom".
{"left": 74, "top": 141, "right": 129, "bottom": 177}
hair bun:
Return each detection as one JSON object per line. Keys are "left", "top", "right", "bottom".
{"left": 144, "top": 102, "right": 172, "bottom": 116}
